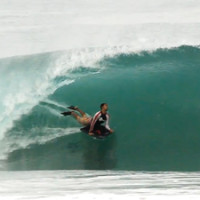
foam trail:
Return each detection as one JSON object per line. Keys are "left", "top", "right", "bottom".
{"left": 42, "top": 99, "right": 68, "bottom": 109}
{"left": 39, "top": 105, "right": 62, "bottom": 117}
{"left": 0, "top": 127, "right": 80, "bottom": 160}
{"left": 39, "top": 99, "right": 72, "bottom": 117}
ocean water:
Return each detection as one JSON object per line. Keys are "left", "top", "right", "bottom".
{"left": 1, "top": 0, "right": 200, "bottom": 199}
{"left": 1, "top": 170, "right": 200, "bottom": 200}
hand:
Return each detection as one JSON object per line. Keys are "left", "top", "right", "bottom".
{"left": 109, "top": 129, "right": 114, "bottom": 133}
{"left": 89, "top": 132, "right": 94, "bottom": 136}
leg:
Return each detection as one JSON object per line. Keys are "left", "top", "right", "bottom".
{"left": 67, "top": 106, "right": 91, "bottom": 126}
{"left": 71, "top": 111, "right": 91, "bottom": 126}
{"left": 75, "top": 107, "right": 86, "bottom": 117}
{"left": 68, "top": 105, "right": 87, "bottom": 117}
{"left": 71, "top": 111, "right": 80, "bottom": 120}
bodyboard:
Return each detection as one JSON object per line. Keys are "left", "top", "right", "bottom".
{"left": 80, "top": 125, "right": 110, "bottom": 139}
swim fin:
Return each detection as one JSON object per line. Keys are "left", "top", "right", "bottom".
{"left": 68, "top": 105, "right": 77, "bottom": 110}
{"left": 61, "top": 111, "right": 72, "bottom": 116}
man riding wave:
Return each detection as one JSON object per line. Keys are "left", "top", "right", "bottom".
{"left": 61, "top": 103, "right": 114, "bottom": 136}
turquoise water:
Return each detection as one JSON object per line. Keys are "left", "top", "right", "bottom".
{"left": 1, "top": 1, "right": 200, "bottom": 199}
{"left": 1, "top": 45, "right": 200, "bottom": 171}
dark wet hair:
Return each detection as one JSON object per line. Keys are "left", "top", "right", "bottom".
{"left": 100, "top": 103, "right": 107, "bottom": 109}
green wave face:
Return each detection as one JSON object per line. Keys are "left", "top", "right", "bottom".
{"left": 2, "top": 46, "right": 200, "bottom": 171}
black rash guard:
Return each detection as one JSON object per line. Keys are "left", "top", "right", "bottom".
{"left": 89, "top": 111, "right": 111, "bottom": 133}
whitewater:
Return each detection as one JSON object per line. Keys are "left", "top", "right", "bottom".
{"left": 1, "top": 0, "right": 200, "bottom": 199}
{"left": 1, "top": 0, "right": 200, "bottom": 58}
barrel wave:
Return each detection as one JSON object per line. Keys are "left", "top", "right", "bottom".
{"left": 1, "top": 45, "right": 200, "bottom": 171}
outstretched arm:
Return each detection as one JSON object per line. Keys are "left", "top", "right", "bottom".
{"left": 105, "top": 114, "right": 114, "bottom": 133}
{"left": 105, "top": 114, "right": 111, "bottom": 130}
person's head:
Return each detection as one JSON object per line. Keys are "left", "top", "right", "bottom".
{"left": 100, "top": 103, "right": 108, "bottom": 112}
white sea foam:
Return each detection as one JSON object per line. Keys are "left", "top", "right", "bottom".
{"left": 0, "top": 0, "right": 200, "bottom": 58}
{"left": 0, "top": 127, "right": 80, "bottom": 160}
{"left": 0, "top": 170, "right": 200, "bottom": 199}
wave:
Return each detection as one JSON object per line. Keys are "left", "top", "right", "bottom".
{"left": 0, "top": 45, "right": 176, "bottom": 141}
{"left": 1, "top": 45, "right": 200, "bottom": 171}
